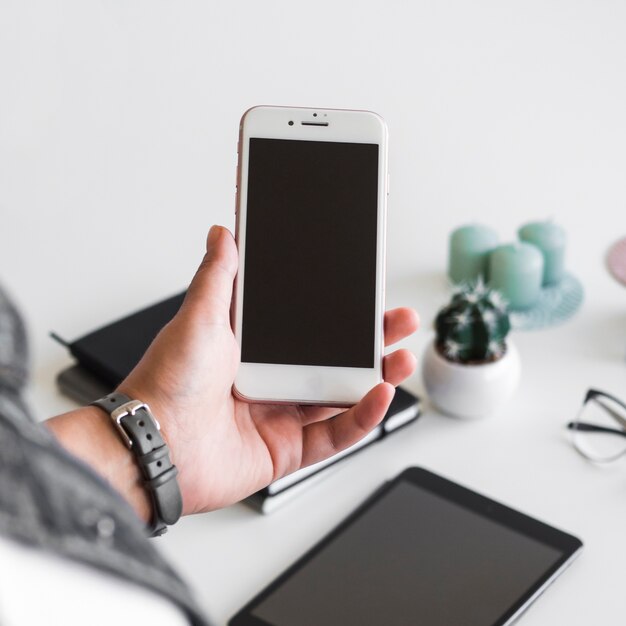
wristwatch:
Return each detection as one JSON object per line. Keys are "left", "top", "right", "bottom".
{"left": 91, "top": 392, "right": 183, "bottom": 537}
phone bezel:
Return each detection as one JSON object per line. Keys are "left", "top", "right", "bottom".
{"left": 232, "top": 106, "right": 388, "bottom": 406}
{"left": 229, "top": 466, "right": 583, "bottom": 626}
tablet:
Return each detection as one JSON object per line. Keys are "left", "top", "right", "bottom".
{"left": 230, "top": 467, "right": 582, "bottom": 626}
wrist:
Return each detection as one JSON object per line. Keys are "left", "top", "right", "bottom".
{"left": 115, "top": 382, "right": 194, "bottom": 514}
{"left": 46, "top": 406, "right": 152, "bottom": 523}
{"left": 90, "top": 391, "right": 183, "bottom": 534}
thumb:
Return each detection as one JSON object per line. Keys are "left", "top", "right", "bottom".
{"left": 183, "top": 225, "right": 238, "bottom": 326}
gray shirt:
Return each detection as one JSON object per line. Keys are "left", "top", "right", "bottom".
{"left": 0, "top": 285, "right": 208, "bottom": 626}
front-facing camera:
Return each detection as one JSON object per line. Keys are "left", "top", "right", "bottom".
{"left": 288, "top": 120, "right": 294, "bottom": 126}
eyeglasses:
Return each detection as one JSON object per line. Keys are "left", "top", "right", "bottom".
{"left": 567, "top": 389, "right": 626, "bottom": 463}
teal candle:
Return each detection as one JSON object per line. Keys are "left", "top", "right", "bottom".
{"left": 448, "top": 224, "right": 499, "bottom": 284}
{"left": 489, "top": 243, "right": 544, "bottom": 310}
{"left": 518, "top": 221, "right": 566, "bottom": 286}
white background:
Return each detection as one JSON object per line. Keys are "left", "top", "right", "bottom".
{"left": 1, "top": 1, "right": 626, "bottom": 624}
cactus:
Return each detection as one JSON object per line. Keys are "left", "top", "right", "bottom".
{"left": 435, "top": 280, "right": 511, "bottom": 364}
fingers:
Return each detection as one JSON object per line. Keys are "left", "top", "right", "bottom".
{"left": 384, "top": 307, "right": 419, "bottom": 347}
{"left": 297, "top": 347, "right": 417, "bottom": 427}
{"left": 383, "top": 349, "right": 417, "bottom": 386}
{"left": 300, "top": 383, "right": 395, "bottom": 467}
{"left": 298, "top": 308, "right": 419, "bottom": 425}
{"left": 183, "top": 226, "right": 238, "bottom": 326}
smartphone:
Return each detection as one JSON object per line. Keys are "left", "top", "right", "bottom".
{"left": 232, "top": 106, "right": 388, "bottom": 405}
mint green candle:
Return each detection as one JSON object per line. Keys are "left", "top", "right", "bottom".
{"left": 518, "top": 221, "right": 566, "bottom": 286}
{"left": 489, "top": 243, "right": 544, "bottom": 310}
{"left": 448, "top": 224, "right": 499, "bottom": 284}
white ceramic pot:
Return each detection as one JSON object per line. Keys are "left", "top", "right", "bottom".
{"left": 422, "top": 339, "right": 521, "bottom": 419}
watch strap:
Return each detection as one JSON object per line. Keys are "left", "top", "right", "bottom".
{"left": 91, "top": 392, "right": 183, "bottom": 536}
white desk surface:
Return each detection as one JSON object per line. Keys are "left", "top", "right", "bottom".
{"left": 2, "top": 2, "right": 626, "bottom": 624}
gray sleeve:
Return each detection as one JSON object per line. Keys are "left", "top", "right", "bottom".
{"left": 0, "top": 285, "right": 210, "bottom": 626}
{"left": 0, "top": 284, "right": 30, "bottom": 414}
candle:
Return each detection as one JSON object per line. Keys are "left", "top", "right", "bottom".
{"left": 489, "top": 243, "right": 544, "bottom": 310}
{"left": 518, "top": 220, "right": 566, "bottom": 286}
{"left": 448, "top": 224, "right": 499, "bottom": 284}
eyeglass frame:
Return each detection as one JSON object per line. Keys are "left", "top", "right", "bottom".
{"left": 567, "top": 388, "right": 626, "bottom": 463}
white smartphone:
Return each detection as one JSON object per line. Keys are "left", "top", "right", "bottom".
{"left": 232, "top": 105, "right": 388, "bottom": 406}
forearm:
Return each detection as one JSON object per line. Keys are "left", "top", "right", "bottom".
{"left": 46, "top": 407, "right": 152, "bottom": 523}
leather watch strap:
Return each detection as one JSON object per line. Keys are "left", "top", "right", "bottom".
{"left": 91, "top": 392, "right": 183, "bottom": 537}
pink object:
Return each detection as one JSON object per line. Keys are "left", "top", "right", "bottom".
{"left": 607, "top": 237, "right": 626, "bottom": 286}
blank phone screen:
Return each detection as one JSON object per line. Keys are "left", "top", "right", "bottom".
{"left": 241, "top": 138, "right": 379, "bottom": 368}
{"left": 250, "top": 481, "right": 564, "bottom": 626}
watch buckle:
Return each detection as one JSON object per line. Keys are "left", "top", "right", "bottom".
{"left": 111, "top": 400, "right": 161, "bottom": 449}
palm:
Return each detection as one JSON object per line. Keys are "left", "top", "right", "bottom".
{"left": 145, "top": 322, "right": 334, "bottom": 514}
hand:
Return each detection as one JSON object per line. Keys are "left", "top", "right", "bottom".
{"left": 117, "top": 225, "right": 419, "bottom": 515}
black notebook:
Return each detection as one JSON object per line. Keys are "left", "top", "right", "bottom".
{"left": 53, "top": 292, "right": 186, "bottom": 399}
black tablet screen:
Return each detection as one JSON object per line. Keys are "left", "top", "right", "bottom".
{"left": 251, "top": 481, "right": 564, "bottom": 626}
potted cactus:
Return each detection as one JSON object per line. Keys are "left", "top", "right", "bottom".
{"left": 422, "top": 281, "right": 521, "bottom": 418}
